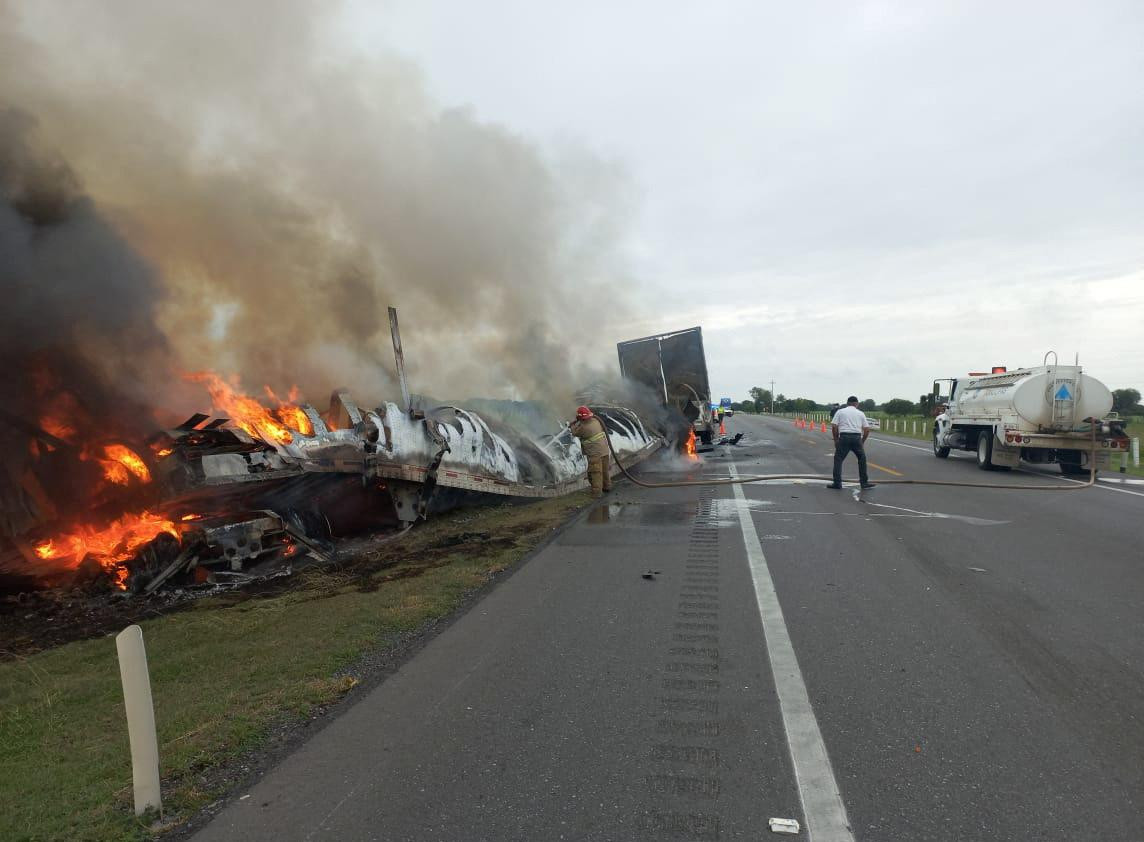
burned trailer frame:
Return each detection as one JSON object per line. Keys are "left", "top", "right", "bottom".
{"left": 157, "top": 396, "right": 661, "bottom": 528}
{"left": 2, "top": 301, "right": 666, "bottom": 594}
{"left": 365, "top": 402, "right": 661, "bottom": 522}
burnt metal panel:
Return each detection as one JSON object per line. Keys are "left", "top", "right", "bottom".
{"left": 176, "top": 413, "right": 210, "bottom": 430}
{"left": 617, "top": 327, "right": 711, "bottom": 413}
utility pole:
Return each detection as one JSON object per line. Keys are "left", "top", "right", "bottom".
{"left": 770, "top": 379, "right": 775, "bottom": 414}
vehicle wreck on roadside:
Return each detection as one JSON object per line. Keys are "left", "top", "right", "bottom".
{"left": 1, "top": 388, "right": 662, "bottom": 596}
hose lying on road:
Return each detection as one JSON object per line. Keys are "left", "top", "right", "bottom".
{"left": 602, "top": 425, "right": 1098, "bottom": 492}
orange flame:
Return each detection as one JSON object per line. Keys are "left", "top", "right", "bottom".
{"left": 275, "top": 404, "right": 314, "bottom": 437}
{"left": 100, "top": 444, "right": 152, "bottom": 484}
{"left": 685, "top": 428, "right": 698, "bottom": 460}
{"left": 265, "top": 385, "right": 314, "bottom": 436}
{"left": 37, "top": 389, "right": 83, "bottom": 443}
{"left": 40, "top": 414, "right": 77, "bottom": 443}
{"left": 32, "top": 510, "right": 179, "bottom": 589}
{"left": 150, "top": 440, "right": 174, "bottom": 458}
{"left": 186, "top": 372, "right": 297, "bottom": 445}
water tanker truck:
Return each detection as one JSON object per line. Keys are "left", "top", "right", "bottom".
{"left": 932, "top": 353, "right": 1131, "bottom": 474}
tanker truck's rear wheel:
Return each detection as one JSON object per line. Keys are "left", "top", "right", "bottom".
{"left": 1058, "top": 453, "right": 1093, "bottom": 476}
{"left": 933, "top": 428, "right": 950, "bottom": 458}
{"left": 976, "top": 432, "right": 995, "bottom": 470}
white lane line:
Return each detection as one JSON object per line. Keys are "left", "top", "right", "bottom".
{"left": 729, "top": 463, "right": 854, "bottom": 842}
{"left": 864, "top": 436, "right": 929, "bottom": 452}
{"left": 864, "top": 437, "right": 1144, "bottom": 500}
{"left": 1017, "top": 468, "right": 1144, "bottom": 499}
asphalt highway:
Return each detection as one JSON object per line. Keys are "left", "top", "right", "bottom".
{"left": 192, "top": 413, "right": 1144, "bottom": 841}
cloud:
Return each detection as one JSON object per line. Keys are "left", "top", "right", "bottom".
{"left": 356, "top": 1, "right": 1144, "bottom": 400}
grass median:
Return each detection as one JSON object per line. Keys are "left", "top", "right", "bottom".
{"left": 0, "top": 493, "right": 591, "bottom": 842}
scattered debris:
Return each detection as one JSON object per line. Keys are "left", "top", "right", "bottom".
{"left": 768, "top": 817, "right": 801, "bottom": 834}
{"left": 641, "top": 570, "right": 661, "bottom": 580}
{"left": 968, "top": 567, "right": 987, "bottom": 573}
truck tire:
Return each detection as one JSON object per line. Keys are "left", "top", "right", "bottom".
{"left": 1057, "top": 453, "right": 1092, "bottom": 476}
{"left": 976, "top": 431, "right": 995, "bottom": 470}
{"left": 1059, "top": 461, "right": 1093, "bottom": 476}
{"left": 933, "top": 428, "right": 950, "bottom": 458}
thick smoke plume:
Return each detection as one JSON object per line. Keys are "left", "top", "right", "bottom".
{"left": 0, "top": 0, "right": 635, "bottom": 416}
{"left": 0, "top": 107, "right": 171, "bottom": 436}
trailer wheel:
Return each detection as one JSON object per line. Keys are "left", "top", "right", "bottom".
{"left": 1057, "top": 452, "right": 1092, "bottom": 476}
{"left": 976, "top": 431, "right": 995, "bottom": 470}
{"left": 933, "top": 429, "right": 950, "bottom": 458}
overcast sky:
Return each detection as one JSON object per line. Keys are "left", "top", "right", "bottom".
{"left": 339, "top": 0, "right": 1143, "bottom": 404}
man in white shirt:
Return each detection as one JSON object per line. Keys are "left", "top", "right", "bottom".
{"left": 827, "top": 396, "right": 875, "bottom": 489}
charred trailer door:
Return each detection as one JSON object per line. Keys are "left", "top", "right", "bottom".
{"left": 617, "top": 327, "right": 715, "bottom": 444}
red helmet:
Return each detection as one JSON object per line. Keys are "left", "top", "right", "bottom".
{"left": 575, "top": 406, "right": 593, "bottom": 419}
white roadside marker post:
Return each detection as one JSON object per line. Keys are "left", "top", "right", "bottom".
{"left": 116, "top": 625, "right": 162, "bottom": 816}
{"left": 1134, "top": 437, "right": 1140, "bottom": 468}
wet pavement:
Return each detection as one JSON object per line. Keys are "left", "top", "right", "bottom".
{"left": 190, "top": 414, "right": 1144, "bottom": 841}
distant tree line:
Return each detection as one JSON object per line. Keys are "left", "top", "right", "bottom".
{"left": 1113, "top": 388, "right": 1141, "bottom": 415}
{"left": 734, "top": 386, "right": 1144, "bottom": 417}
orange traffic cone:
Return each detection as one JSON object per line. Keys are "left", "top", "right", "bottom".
{"left": 821, "top": 421, "right": 827, "bottom": 433}
{"left": 720, "top": 421, "right": 726, "bottom": 435}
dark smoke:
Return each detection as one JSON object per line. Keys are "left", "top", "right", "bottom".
{"left": 0, "top": 107, "right": 169, "bottom": 427}
{"left": 0, "top": 0, "right": 636, "bottom": 414}
{"left": 0, "top": 108, "right": 174, "bottom": 533}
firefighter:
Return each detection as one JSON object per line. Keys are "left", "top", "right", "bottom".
{"left": 569, "top": 405, "right": 611, "bottom": 497}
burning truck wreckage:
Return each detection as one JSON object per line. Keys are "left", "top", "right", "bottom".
{"left": 0, "top": 318, "right": 717, "bottom": 606}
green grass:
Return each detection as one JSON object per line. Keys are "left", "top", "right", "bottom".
{"left": 0, "top": 494, "right": 590, "bottom": 842}
{"left": 866, "top": 414, "right": 933, "bottom": 442}
{"left": 1112, "top": 417, "right": 1144, "bottom": 477}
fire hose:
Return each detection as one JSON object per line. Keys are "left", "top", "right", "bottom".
{"left": 602, "top": 423, "right": 1098, "bottom": 492}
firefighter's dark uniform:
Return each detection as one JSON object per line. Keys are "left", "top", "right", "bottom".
{"left": 570, "top": 415, "right": 611, "bottom": 496}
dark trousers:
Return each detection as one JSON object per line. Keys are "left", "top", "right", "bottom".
{"left": 833, "top": 434, "right": 869, "bottom": 485}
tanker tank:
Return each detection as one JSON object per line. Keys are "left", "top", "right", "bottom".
{"left": 951, "top": 366, "right": 1112, "bottom": 431}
